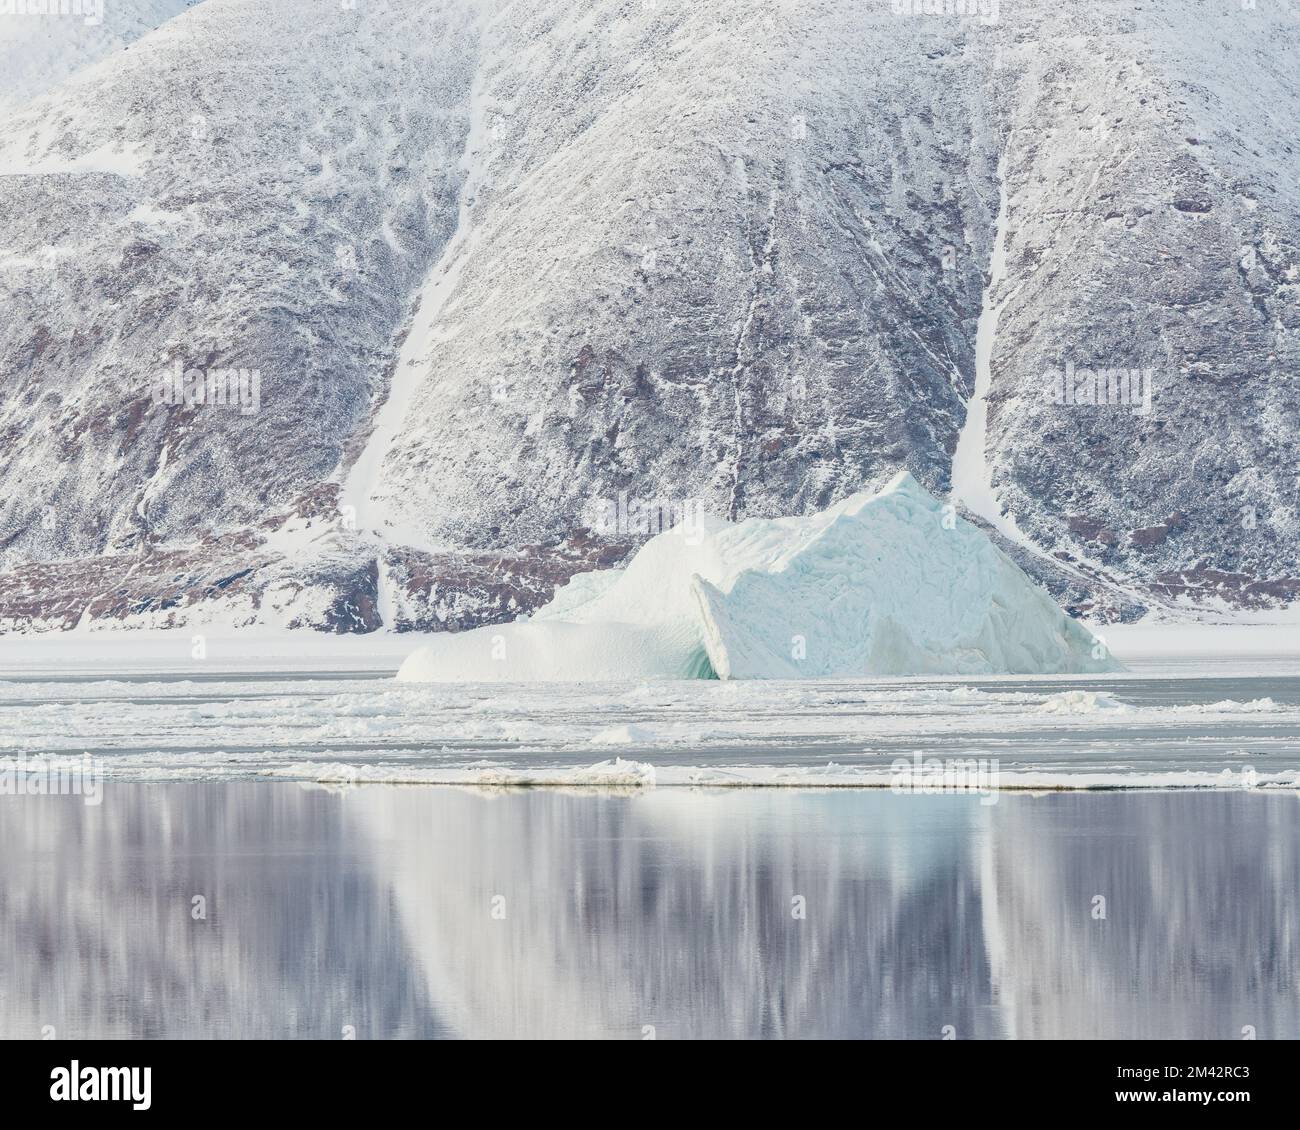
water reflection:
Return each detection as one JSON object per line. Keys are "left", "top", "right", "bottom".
{"left": 0, "top": 783, "right": 443, "bottom": 1039}
{"left": 982, "top": 791, "right": 1300, "bottom": 1039}
{"left": 1, "top": 784, "right": 1296, "bottom": 1038}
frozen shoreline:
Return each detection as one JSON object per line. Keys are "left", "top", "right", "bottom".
{"left": 1, "top": 621, "right": 1298, "bottom": 677}
{"left": 2, "top": 663, "right": 1297, "bottom": 791}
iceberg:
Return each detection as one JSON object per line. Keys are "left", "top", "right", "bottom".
{"left": 396, "top": 472, "right": 1123, "bottom": 682}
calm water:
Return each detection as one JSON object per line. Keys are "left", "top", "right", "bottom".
{"left": 1, "top": 783, "right": 1296, "bottom": 1039}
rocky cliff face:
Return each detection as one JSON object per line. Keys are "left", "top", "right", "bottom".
{"left": 0, "top": 0, "right": 1295, "bottom": 633}
{"left": 975, "top": 0, "right": 1300, "bottom": 615}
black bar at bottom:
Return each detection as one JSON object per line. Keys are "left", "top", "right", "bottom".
{"left": 2, "top": 1038, "right": 1292, "bottom": 1116}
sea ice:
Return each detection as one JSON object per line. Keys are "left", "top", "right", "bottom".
{"left": 397, "top": 472, "right": 1124, "bottom": 682}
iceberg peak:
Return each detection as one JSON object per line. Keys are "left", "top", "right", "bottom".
{"left": 877, "top": 468, "right": 933, "bottom": 500}
{"left": 825, "top": 469, "right": 940, "bottom": 524}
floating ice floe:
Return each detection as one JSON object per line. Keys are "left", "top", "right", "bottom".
{"left": 397, "top": 472, "right": 1124, "bottom": 682}
{"left": 1035, "top": 690, "right": 1132, "bottom": 715}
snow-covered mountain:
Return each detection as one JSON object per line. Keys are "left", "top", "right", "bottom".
{"left": 0, "top": 0, "right": 1296, "bottom": 633}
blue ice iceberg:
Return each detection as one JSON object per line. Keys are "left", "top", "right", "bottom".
{"left": 397, "top": 472, "right": 1123, "bottom": 681}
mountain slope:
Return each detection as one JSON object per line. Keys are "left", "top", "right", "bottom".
{"left": 970, "top": 0, "right": 1300, "bottom": 613}
{"left": 0, "top": 0, "right": 482, "bottom": 569}
{"left": 347, "top": 0, "right": 993, "bottom": 552}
